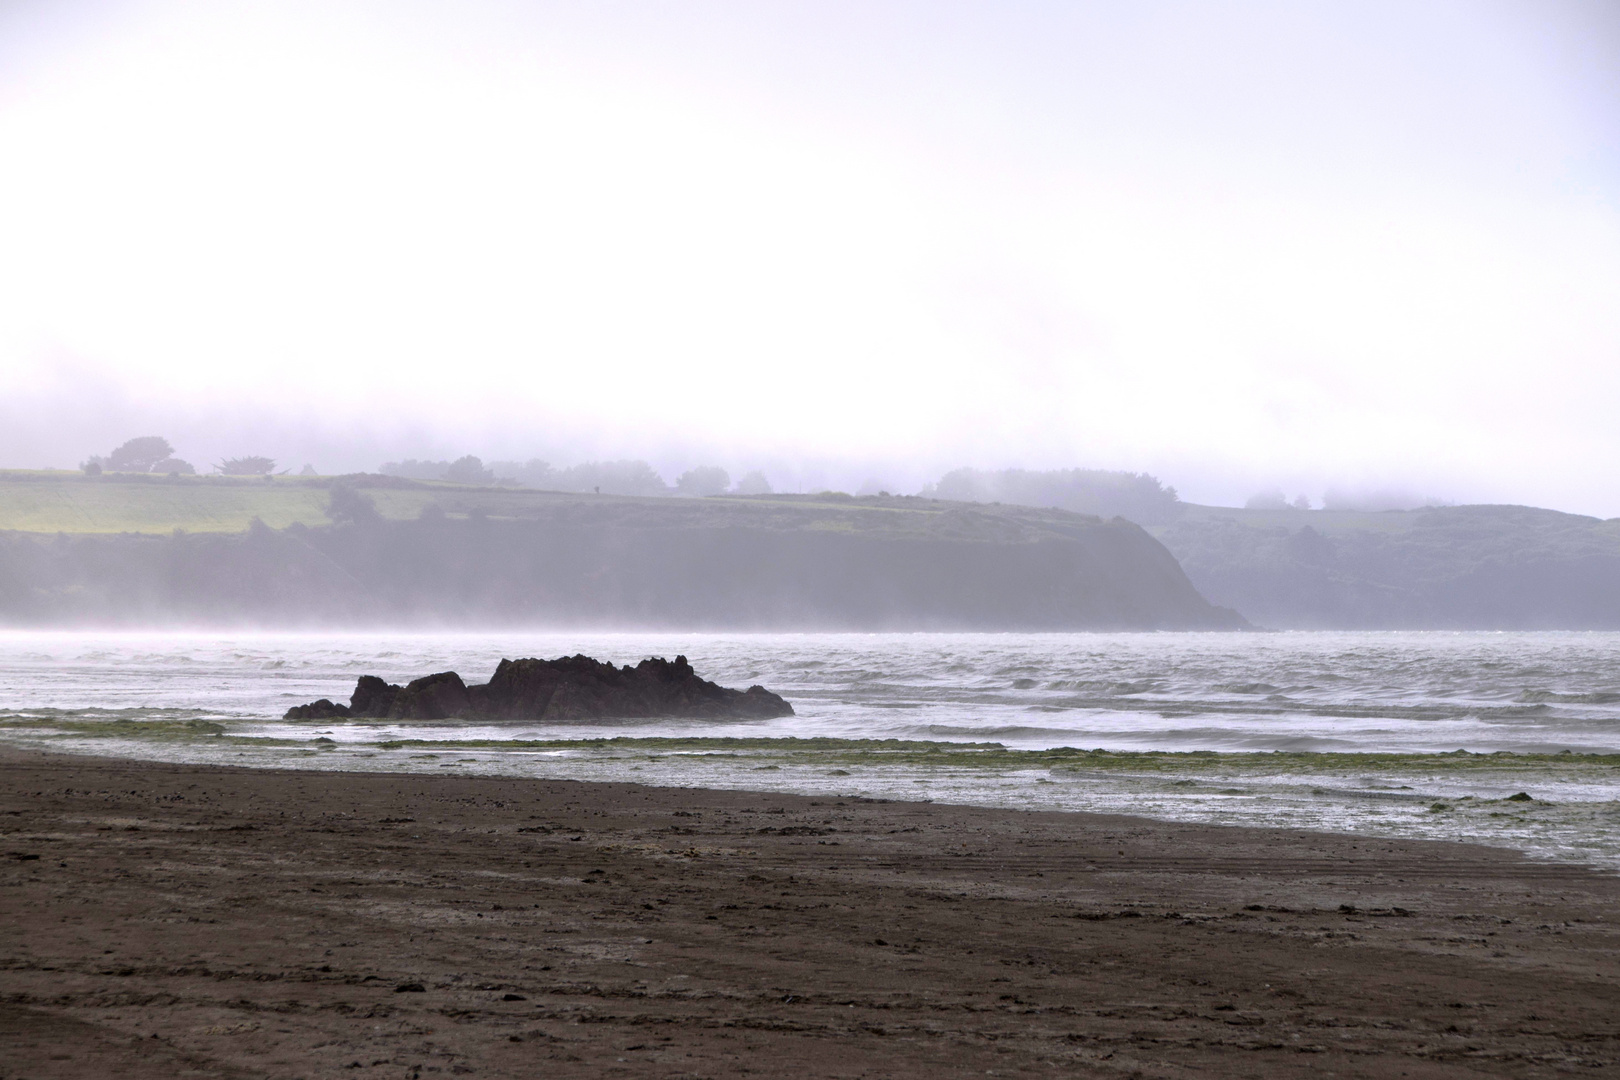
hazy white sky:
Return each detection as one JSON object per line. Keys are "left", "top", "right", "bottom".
{"left": 2, "top": 0, "right": 1617, "bottom": 510}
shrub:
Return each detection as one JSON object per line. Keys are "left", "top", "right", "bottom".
{"left": 328, "top": 485, "right": 381, "bottom": 525}
{"left": 216, "top": 456, "right": 276, "bottom": 476}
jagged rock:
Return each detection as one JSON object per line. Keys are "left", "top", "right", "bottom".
{"left": 350, "top": 675, "right": 401, "bottom": 717}
{"left": 388, "top": 671, "right": 471, "bottom": 721}
{"left": 343, "top": 671, "right": 469, "bottom": 720}
{"left": 285, "top": 654, "right": 793, "bottom": 722}
{"left": 471, "top": 655, "right": 790, "bottom": 721}
{"left": 283, "top": 698, "right": 349, "bottom": 720}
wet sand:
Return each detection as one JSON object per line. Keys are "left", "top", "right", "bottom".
{"left": 1, "top": 746, "right": 1617, "bottom": 1078}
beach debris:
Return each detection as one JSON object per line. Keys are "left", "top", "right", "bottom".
{"left": 284, "top": 654, "right": 794, "bottom": 722}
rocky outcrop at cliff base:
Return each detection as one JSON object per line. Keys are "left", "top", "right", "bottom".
{"left": 284, "top": 654, "right": 794, "bottom": 722}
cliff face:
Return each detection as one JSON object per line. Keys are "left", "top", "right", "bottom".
{"left": 0, "top": 492, "right": 1244, "bottom": 630}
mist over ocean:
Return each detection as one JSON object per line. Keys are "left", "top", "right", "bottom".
{"left": 5, "top": 630, "right": 1618, "bottom": 868}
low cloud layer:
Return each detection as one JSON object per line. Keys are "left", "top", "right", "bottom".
{"left": 2, "top": 1, "right": 1617, "bottom": 514}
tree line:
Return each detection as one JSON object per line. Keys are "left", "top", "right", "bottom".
{"left": 81, "top": 437, "right": 282, "bottom": 477}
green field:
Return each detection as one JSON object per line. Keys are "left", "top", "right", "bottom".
{"left": 0, "top": 471, "right": 956, "bottom": 536}
{"left": 0, "top": 471, "right": 373, "bottom": 533}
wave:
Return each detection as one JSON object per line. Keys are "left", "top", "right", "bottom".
{"left": 1516, "top": 690, "right": 1620, "bottom": 705}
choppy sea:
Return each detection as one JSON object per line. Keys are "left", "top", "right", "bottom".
{"left": 2, "top": 630, "right": 1618, "bottom": 868}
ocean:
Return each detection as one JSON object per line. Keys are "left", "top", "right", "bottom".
{"left": 3, "top": 629, "right": 1618, "bottom": 868}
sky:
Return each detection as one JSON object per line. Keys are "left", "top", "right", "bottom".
{"left": 1, "top": 0, "right": 1617, "bottom": 511}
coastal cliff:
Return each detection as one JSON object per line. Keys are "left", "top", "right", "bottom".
{"left": 0, "top": 486, "right": 1244, "bottom": 630}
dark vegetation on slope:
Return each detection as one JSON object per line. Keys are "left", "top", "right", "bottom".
{"left": 1149, "top": 504, "right": 1620, "bottom": 629}
{"left": 0, "top": 479, "right": 1242, "bottom": 630}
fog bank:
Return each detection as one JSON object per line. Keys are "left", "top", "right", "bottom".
{"left": 3, "top": 1, "right": 1617, "bottom": 514}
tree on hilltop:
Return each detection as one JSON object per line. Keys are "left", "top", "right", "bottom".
{"left": 676, "top": 466, "right": 730, "bottom": 497}
{"left": 105, "top": 436, "right": 174, "bottom": 473}
{"left": 553, "top": 461, "right": 668, "bottom": 496}
{"left": 735, "top": 470, "right": 772, "bottom": 495}
{"left": 444, "top": 455, "right": 495, "bottom": 485}
{"left": 484, "top": 458, "right": 670, "bottom": 496}
{"left": 379, "top": 456, "right": 495, "bottom": 484}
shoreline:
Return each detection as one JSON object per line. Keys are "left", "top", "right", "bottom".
{"left": 3, "top": 746, "right": 1618, "bottom": 1077}
{"left": 9, "top": 730, "right": 1618, "bottom": 873}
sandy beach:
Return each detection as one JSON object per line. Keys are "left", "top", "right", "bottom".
{"left": 2, "top": 745, "right": 1617, "bottom": 1079}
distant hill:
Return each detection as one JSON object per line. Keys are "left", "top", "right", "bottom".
{"left": 1150, "top": 503, "right": 1620, "bottom": 629}
{"left": 0, "top": 472, "right": 1242, "bottom": 630}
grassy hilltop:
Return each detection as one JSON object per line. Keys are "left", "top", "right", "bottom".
{"left": 0, "top": 470, "right": 475, "bottom": 534}
{"left": 0, "top": 470, "right": 1029, "bottom": 538}
{"left": 0, "top": 471, "right": 1241, "bottom": 630}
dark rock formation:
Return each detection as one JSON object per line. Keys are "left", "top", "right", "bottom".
{"left": 284, "top": 654, "right": 794, "bottom": 722}
{"left": 388, "top": 671, "right": 471, "bottom": 721}
{"left": 350, "top": 675, "right": 400, "bottom": 717}
{"left": 282, "top": 698, "right": 349, "bottom": 721}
